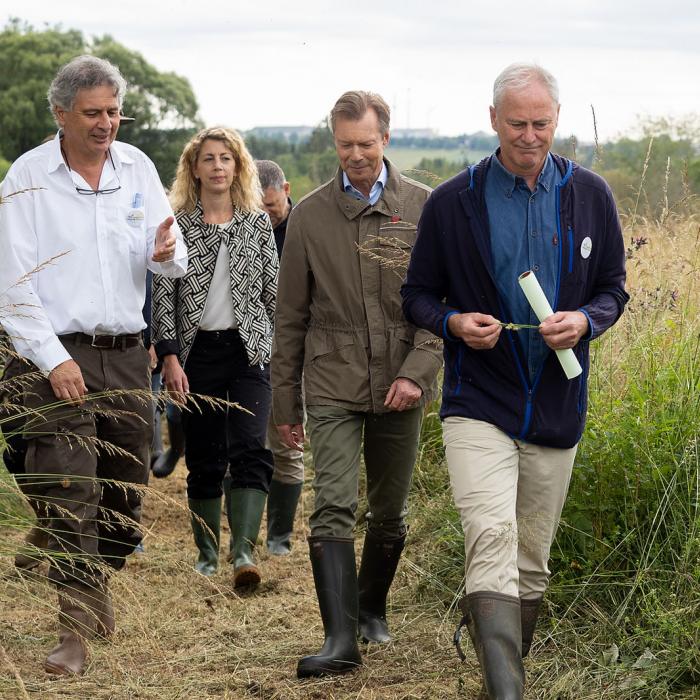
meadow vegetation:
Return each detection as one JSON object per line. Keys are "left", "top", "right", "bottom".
{"left": 1, "top": 35, "right": 699, "bottom": 693}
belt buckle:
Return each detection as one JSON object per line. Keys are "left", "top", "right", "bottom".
{"left": 90, "top": 334, "right": 117, "bottom": 349}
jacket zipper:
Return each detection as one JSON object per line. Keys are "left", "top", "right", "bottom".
{"left": 567, "top": 226, "right": 574, "bottom": 274}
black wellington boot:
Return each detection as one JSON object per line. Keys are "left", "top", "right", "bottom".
{"left": 454, "top": 592, "right": 524, "bottom": 700}
{"left": 152, "top": 414, "right": 185, "bottom": 478}
{"left": 297, "top": 538, "right": 362, "bottom": 678}
{"left": 266, "top": 479, "right": 302, "bottom": 555}
{"left": 520, "top": 596, "right": 543, "bottom": 658}
{"left": 357, "top": 530, "right": 405, "bottom": 643}
{"left": 150, "top": 402, "right": 164, "bottom": 467}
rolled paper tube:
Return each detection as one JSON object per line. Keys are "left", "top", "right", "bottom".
{"left": 517, "top": 270, "right": 583, "bottom": 380}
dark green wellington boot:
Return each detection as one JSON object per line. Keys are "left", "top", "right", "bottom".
{"left": 520, "top": 596, "right": 543, "bottom": 658}
{"left": 266, "top": 480, "right": 303, "bottom": 555}
{"left": 228, "top": 488, "right": 267, "bottom": 587}
{"left": 297, "top": 537, "right": 363, "bottom": 678}
{"left": 357, "top": 530, "right": 406, "bottom": 643}
{"left": 454, "top": 592, "right": 525, "bottom": 700}
{"left": 188, "top": 497, "right": 221, "bottom": 576}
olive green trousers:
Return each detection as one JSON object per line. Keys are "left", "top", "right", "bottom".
{"left": 306, "top": 404, "right": 423, "bottom": 539}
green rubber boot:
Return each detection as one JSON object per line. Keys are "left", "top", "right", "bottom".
{"left": 188, "top": 497, "right": 221, "bottom": 576}
{"left": 227, "top": 488, "right": 267, "bottom": 587}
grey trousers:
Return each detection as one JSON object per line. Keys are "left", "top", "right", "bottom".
{"left": 443, "top": 417, "right": 577, "bottom": 598}
{"left": 306, "top": 404, "right": 423, "bottom": 539}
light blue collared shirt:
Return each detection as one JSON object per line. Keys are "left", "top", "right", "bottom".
{"left": 342, "top": 162, "right": 388, "bottom": 206}
{"left": 485, "top": 152, "right": 562, "bottom": 382}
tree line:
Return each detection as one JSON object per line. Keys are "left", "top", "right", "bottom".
{"left": 1, "top": 20, "right": 698, "bottom": 218}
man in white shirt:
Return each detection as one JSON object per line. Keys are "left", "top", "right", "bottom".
{"left": 0, "top": 55, "right": 187, "bottom": 676}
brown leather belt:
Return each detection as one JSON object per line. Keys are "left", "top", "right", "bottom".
{"left": 59, "top": 332, "right": 142, "bottom": 350}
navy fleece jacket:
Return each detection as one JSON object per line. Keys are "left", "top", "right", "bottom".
{"left": 401, "top": 154, "right": 629, "bottom": 449}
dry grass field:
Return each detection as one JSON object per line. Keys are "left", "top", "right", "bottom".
{"left": 1, "top": 461, "right": 485, "bottom": 700}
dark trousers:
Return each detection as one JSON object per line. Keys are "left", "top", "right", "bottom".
{"left": 183, "top": 330, "right": 274, "bottom": 499}
{"left": 20, "top": 337, "right": 152, "bottom": 585}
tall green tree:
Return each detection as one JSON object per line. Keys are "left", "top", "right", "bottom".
{"left": 0, "top": 19, "right": 84, "bottom": 159}
{"left": 0, "top": 19, "right": 201, "bottom": 181}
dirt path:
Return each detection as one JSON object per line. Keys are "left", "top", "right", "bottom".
{"left": 1, "top": 462, "right": 481, "bottom": 700}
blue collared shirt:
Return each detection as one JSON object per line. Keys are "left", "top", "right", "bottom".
{"left": 485, "top": 152, "right": 562, "bottom": 382}
{"left": 342, "top": 162, "right": 388, "bottom": 205}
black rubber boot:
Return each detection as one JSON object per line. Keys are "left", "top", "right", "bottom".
{"left": 520, "top": 596, "right": 543, "bottom": 658}
{"left": 454, "top": 592, "right": 524, "bottom": 700}
{"left": 150, "top": 403, "right": 164, "bottom": 467}
{"left": 266, "top": 480, "right": 302, "bottom": 555}
{"left": 357, "top": 530, "right": 405, "bottom": 643}
{"left": 297, "top": 538, "right": 363, "bottom": 678}
{"left": 152, "top": 413, "right": 185, "bottom": 478}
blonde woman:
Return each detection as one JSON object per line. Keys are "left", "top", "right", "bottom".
{"left": 152, "top": 127, "right": 278, "bottom": 586}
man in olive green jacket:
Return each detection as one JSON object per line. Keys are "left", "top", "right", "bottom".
{"left": 272, "top": 90, "right": 442, "bottom": 679}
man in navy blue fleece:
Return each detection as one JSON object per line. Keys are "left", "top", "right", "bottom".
{"left": 401, "top": 63, "right": 628, "bottom": 700}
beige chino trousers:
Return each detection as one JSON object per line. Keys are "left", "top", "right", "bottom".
{"left": 266, "top": 412, "right": 304, "bottom": 485}
{"left": 443, "top": 417, "right": 577, "bottom": 599}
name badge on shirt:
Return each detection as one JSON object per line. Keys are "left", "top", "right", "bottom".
{"left": 126, "top": 209, "right": 145, "bottom": 227}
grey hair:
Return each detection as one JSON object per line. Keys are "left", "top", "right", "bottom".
{"left": 255, "top": 160, "right": 286, "bottom": 191}
{"left": 47, "top": 55, "right": 127, "bottom": 119}
{"left": 492, "top": 63, "right": 559, "bottom": 108}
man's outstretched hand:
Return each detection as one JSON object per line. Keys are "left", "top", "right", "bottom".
{"left": 152, "top": 216, "right": 177, "bottom": 262}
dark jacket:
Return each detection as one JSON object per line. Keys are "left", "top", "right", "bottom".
{"left": 401, "top": 154, "right": 629, "bottom": 449}
{"left": 273, "top": 197, "right": 293, "bottom": 259}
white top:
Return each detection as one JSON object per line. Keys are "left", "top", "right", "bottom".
{"left": 198, "top": 229, "right": 238, "bottom": 331}
{"left": 0, "top": 133, "right": 188, "bottom": 372}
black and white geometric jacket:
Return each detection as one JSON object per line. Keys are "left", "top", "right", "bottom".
{"left": 152, "top": 201, "right": 279, "bottom": 367}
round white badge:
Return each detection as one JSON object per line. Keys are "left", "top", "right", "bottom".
{"left": 126, "top": 209, "right": 145, "bottom": 228}
{"left": 580, "top": 236, "right": 592, "bottom": 259}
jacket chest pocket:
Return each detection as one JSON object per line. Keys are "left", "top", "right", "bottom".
{"left": 372, "top": 223, "right": 416, "bottom": 284}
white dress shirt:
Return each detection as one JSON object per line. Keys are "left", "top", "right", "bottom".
{"left": 0, "top": 133, "right": 188, "bottom": 372}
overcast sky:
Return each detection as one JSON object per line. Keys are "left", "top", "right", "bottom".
{"left": 9, "top": 1, "right": 700, "bottom": 141}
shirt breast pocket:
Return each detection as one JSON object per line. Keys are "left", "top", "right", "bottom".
{"left": 107, "top": 205, "right": 147, "bottom": 258}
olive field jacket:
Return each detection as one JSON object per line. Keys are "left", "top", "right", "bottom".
{"left": 271, "top": 160, "right": 442, "bottom": 424}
